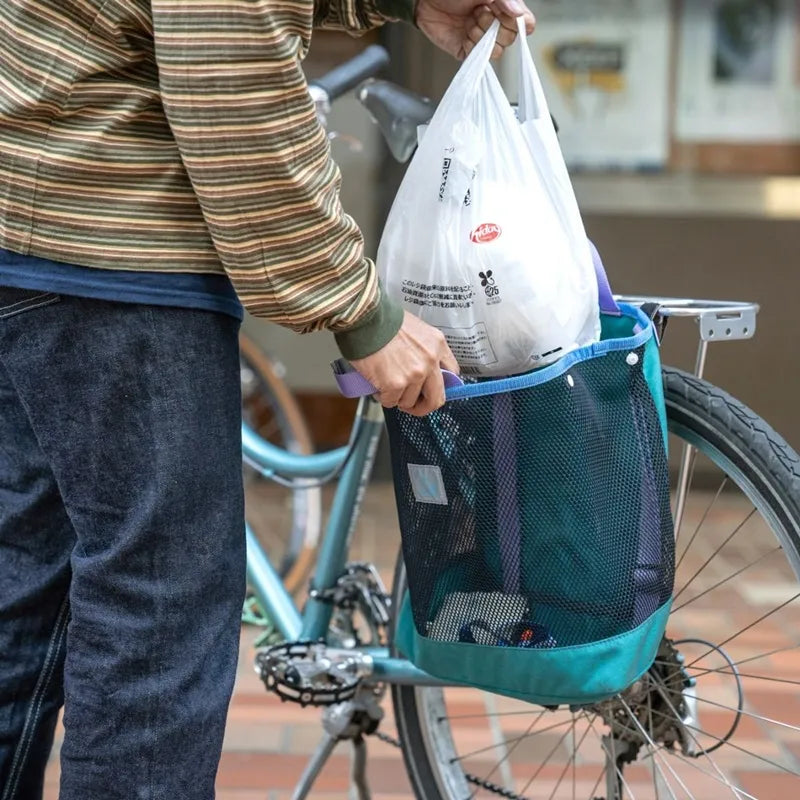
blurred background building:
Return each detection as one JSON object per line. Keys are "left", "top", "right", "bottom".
{"left": 243, "top": 0, "right": 800, "bottom": 461}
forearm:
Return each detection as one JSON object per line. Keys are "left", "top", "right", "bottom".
{"left": 152, "top": 0, "right": 402, "bottom": 357}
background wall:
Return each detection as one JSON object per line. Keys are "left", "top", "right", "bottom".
{"left": 588, "top": 214, "right": 799, "bottom": 446}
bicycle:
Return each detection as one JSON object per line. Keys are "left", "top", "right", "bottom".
{"left": 239, "top": 66, "right": 800, "bottom": 800}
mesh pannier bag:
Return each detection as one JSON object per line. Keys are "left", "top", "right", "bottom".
{"left": 388, "top": 253, "right": 675, "bottom": 706}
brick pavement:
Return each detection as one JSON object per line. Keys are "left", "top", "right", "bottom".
{"left": 41, "top": 484, "right": 799, "bottom": 799}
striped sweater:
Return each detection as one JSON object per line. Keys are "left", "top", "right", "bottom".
{"left": 0, "top": 0, "right": 413, "bottom": 358}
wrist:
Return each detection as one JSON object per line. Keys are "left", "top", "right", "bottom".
{"left": 334, "top": 288, "right": 404, "bottom": 360}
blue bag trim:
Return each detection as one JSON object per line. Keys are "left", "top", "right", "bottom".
{"left": 395, "top": 595, "right": 671, "bottom": 706}
{"left": 444, "top": 303, "right": 653, "bottom": 402}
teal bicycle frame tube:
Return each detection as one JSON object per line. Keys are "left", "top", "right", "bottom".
{"left": 246, "top": 522, "right": 303, "bottom": 640}
{"left": 300, "top": 399, "right": 385, "bottom": 640}
{"left": 242, "top": 423, "right": 349, "bottom": 478}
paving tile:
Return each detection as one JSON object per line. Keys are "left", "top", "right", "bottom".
{"left": 737, "top": 770, "right": 800, "bottom": 797}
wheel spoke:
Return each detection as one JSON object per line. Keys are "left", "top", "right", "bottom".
{"left": 470, "top": 708, "right": 549, "bottom": 796}
{"left": 688, "top": 693, "right": 800, "bottom": 734}
{"left": 517, "top": 713, "right": 586, "bottom": 797}
{"left": 654, "top": 641, "right": 800, "bottom": 681}
{"left": 661, "top": 592, "right": 800, "bottom": 683}
{"left": 674, "top": 476, "right": 728, "bottom": 572}
{"left": 643, "top": 744, "right": 759, "bottom": 800}
{"left": 648, "top": 673, "right": 751, "bottom": 799}
{"left": 450, "top": 716, "right": 576, "bottom": 763}
{"left": 583, "top": 714, "right": 648, "bottom": 800}
{"left": 616, "top": 694, "right": 696, "bottom": 799}
{"left": 672, "top": 437, "right": 698, "bottom": 544}
{"left": 670, "top": 545, "right": 782, "bottom": 614}
{"left": 690, "top": 669, "right": 800, "bottom": 687}
{"left": 585, "top": 764, "right": 608, "bottom": 800}
{"left": 647, "top": 687, "right": 661, "bottom": 800}
{"left": 672, "top": 507, "right": 757, "bottom": 603}
{"left": 482, "top": 693, "right": 516, "bottom": 792}
{"left": 644, "top": 703, "right": 800, "bottom": 779}
{"left": 544, "top": 719, "right": 593, "bottom": 800}
{"left": 571, "top": 717, "right": 576, "bottom": 800}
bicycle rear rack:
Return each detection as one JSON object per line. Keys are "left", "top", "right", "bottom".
{"left": 615, "top": 296, "right": 758, "bottom": 380}
{"left": 616, "top": 296, "right": 760, "bottom": 539}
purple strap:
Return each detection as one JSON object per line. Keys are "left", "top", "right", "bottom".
{"left": 333, "top": 365, "right": 463, "bottom": 399}
{"left": 491, "top": 393, "right": 521, "bottom": 594}
{"left": 589, "top": 240, "right": 621, "bottom": 316}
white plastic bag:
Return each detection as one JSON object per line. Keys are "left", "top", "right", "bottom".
{"left": 377, "top": 20, "right": 600, "bottom": 377}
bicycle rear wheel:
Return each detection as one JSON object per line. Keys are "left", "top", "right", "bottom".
{"left": 391, "top": 366, "right": 800, "bottom": 799}
{"left": 240, "top": 332, "right": 321, "bottom": 594}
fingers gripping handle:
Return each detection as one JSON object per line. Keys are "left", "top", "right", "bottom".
{"left": 331, "top": 359, "right": 464, "bottom": 399}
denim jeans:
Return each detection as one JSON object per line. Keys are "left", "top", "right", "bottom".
{"left": 0, "top": 288, "right": 246, "bottom": 799}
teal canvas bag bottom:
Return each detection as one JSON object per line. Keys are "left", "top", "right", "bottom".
{"left": 383, "top": 249, "right": 675, "bottom": 706}
{"left": 395, "top": 594, "right": 672, "bottom": 706}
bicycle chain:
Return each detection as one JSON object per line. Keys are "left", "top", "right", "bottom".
{"left": 374, "top": 731, "right": 534, "bottom": 800}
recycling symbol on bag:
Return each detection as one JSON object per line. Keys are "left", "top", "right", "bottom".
{"left": 479, "top": 270, "right": 499, "bottom": 298}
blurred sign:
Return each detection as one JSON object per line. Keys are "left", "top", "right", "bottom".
{"left": 528, "top": 0, "right": 671, "bottom": 170}
{"left": 676, "top": 0, "right": 800, "bottom": 142}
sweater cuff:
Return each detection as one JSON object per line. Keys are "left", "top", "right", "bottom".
{"left": 334, "top": 288, "right": 404, "bottom": 360}
{"left": 374, "top": 0, "right": 416, "bottom": 24}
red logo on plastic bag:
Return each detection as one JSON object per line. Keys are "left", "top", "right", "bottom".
{"left": 469, "top": 223, "right": 502, "bottom": 244}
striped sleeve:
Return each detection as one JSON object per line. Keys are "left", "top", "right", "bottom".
{"left": 151, "top": 0, "right": 403, "bottom": 358}
{"left": 313, "top": 0, "right": 416, "bottom": 30}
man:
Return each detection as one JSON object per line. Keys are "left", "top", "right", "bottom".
{"left": 0, "top": 0, "right": 533, "bottom": 797}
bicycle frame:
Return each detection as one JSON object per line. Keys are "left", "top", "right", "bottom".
{"left": 242, "top": 397, "right": 448, "bottom": 687}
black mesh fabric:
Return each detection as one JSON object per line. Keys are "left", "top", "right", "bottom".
{"left": 384, "top": 344, "right": 674, "bottom": 652}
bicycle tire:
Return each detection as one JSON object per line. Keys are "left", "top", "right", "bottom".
{"left": 390, "top": 365, "right": 800, "bottom": 799}
{"left": 239, "top": 332, "right": 321, "bottom": 595}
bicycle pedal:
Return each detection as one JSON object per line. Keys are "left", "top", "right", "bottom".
{"left": 255, "top": 641, "right": 369, "bottom": 707}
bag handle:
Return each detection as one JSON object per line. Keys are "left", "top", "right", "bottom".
{"left": 590, "top": 240, "right": 621, "bottom": 316}
{"left": 516, "top": 16, "right": 552, "bottom": 124}
{"left": 464, "top": 20, "right": 503, "bottom": 80}
{"left": 514, "top": 22, "right": 619, "bottom": 316}
{"left": 331, "top": 360, "right": 464, "bottom": 398}
{"left": 435, "top": 20, "right": 503, "bottom": 112}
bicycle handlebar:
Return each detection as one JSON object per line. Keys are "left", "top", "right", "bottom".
{"left": 311, "top": 46, "right": 390, "bottom": 101}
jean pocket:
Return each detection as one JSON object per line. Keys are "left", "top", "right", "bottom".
{"left": 0, "top": 287, "right": 61, "bottom": 319}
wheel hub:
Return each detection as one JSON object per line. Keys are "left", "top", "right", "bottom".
{"left": 593, "top": 638, "right": 695, "bottom": 752}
